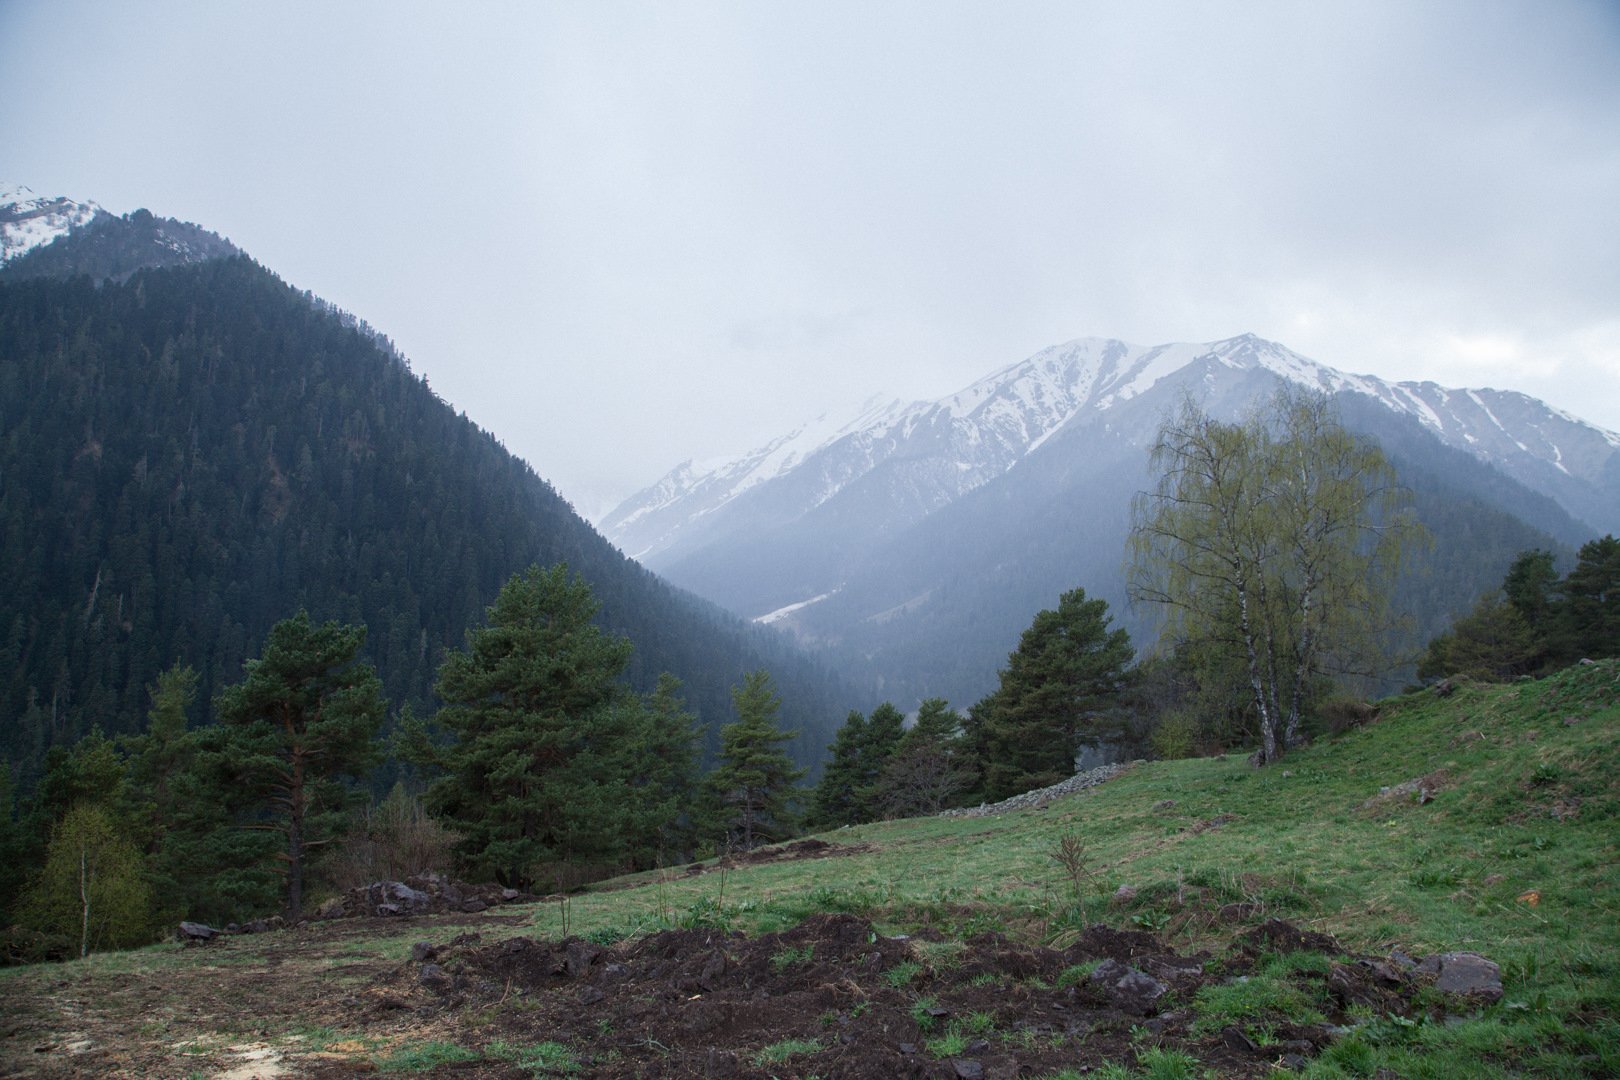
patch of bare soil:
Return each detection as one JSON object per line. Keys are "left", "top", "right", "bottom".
{"left": 1, "top": 910, "right": 1448, "bottom": 1079}
{"left": 348, "top": 914, "right": 1434, "bottom": 1078}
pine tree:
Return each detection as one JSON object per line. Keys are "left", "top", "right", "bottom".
{"left": 1559, "top": 535, "right": 1619, "bottom": 661}
{"left": 425, "top": 565, "right": 659, "bottom": 890}
{"left": 808, "top": 711, "right": 870, "bottom": 828}
{"left": 707, "top": 671, "right": 803, "bottom": 850}
{"left": 627, "top": 673, "right": 701, "bottom": 865}
{"left": 214, "top": 611, "right": 386, "bottom": 921}
{"left": 980, "top": 589, "right": 1133, "bottom": 801}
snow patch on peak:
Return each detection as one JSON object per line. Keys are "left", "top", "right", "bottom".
{"left": 1, "top": 182, "right": 104, "bottom": 263}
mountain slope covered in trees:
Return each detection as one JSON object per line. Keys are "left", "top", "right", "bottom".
{"left": 0, "top": 219, "right": 855, "bottom": 778}
{"left": 606, "top": 340, "right": 1605, "bottom": 708}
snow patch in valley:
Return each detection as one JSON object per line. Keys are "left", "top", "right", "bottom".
{"left": 754, "top": 591, "right": 835, "bottom": 625}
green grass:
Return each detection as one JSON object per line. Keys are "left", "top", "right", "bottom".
{"left": 751, "top": 1037, "right": 821, "bottom": 1065}
{"left": 373, "top": 1040, "right": 480, "bottom": 1071}
{"left": 486, "top": 1039, "right": 580, "bottom": 1076}
{"left": 769, "top": 942, "right": 814, "bottom": 973}
{"left": 3, "top": 661, "right": 1615, "bottom": 1077}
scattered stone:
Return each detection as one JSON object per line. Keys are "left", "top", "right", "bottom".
{"left": 577, "top": 986, "right": 605, "bottom": 1005}
{"left": 564, "top": 940, "right": 602, "bottom": 978}
{"left": 417, "top": 962, "right": 450, "bottom": 990}
{"left": 1363, "top": 772, "right": 1448, "bottom": 810}
{"left": 1112, "top": 884, "right": 1138, "bottom": 904}
{"left": 939, "top": 764, "right": 1128, "bottom": 818}
{"left": 1416, "top": 951, "right": 1503, "bottom": 1002}
{"left": 177, "top": 921, "right": 219, "bottom": 942}
{"left": 898, "top": 1043, "right": 918, "bottom": 1055}
{"left": 410, "top": 942, "right": 438, "bottom": 963}
{"left": 1221, "top": 1025, "right": 1258, "bottom": 1052}
{"left": 1089, "top": 957, "right": 1168, "bottom": 1015}
{"left": 315, "top": 874, "right": 536, "bottom": 921}
{"left": 952, "top": 1060, "right": 985, "bottom": 1079}
{"left": 1433, "top": 676, "right": 1468, "bottom": 697}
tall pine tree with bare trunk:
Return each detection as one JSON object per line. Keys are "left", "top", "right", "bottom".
{"left": 214, "top": 612, "right": 385, "bottom": 921}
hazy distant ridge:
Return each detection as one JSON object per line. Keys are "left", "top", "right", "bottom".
{"left": 606, "top": 333, "right": 1620, "bottom": 571}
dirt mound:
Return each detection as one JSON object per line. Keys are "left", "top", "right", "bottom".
{"left": 346, "top": 914, "right": 1447, "bottom": 1078}
{"left": 314, "top": 874, "right": 535, "bottom": 920}
{"left": 1238, "top": 918, "right": 1343, "bottom": 956}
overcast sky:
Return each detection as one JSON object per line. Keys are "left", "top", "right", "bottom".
{"left": 4, "top": 1, "right": 1618, "bottom": 518}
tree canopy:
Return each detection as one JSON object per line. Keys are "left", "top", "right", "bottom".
{"left": 978, "top": 588, "right": 1133, "bottom": 800}
{"left": 1129, "top": 389, "right": 1423, "bottom": 763}
{"left": 213, "top": 611, "right": 386, "bottom": 920}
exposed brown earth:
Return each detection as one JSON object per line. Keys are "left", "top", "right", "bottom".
{"left": 1, "top": 905, "right": 1455, "bottom": 1079}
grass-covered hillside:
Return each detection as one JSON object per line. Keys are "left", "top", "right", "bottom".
{"left": 2, "top": 662, "right": 1615, "bottom": 1078}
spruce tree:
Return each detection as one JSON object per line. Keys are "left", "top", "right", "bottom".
{"left": 425, "top": 564, "right": 662, "bottom": 889}
{"left": 707, "top": 671, "right": 803, "bottom": 850}
{"left": 980, "top": 588, "right": 1133, "bottom": 801}
{"left": 1560, "top": 535, "right": 1619, "bottom": 661}
{"left": 214, "top": 611, "right": 386, "bottom": 921}
{"left": 808, "top": 710, "right": 870, "bottom": 828}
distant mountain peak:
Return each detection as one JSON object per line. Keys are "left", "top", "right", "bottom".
{"left": 0, "top": 182, "right": 106, "bottom": 262}
{"left": 604, "top": 333, "right": 1620, "bottom": 570}
{"left": 0, "top": 188, "right": 241, "bottom": 285}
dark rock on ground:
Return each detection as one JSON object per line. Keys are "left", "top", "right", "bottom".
{"left": 1417, "top": 951, "right": 1503, "bottom": 1002}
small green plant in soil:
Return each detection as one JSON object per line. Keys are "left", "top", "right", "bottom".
{"left": 884, "top": 959, "right": 923, "bottom": 987}
{"left": 770, "top": 942, "right": 814, "bottom": 973}
{"left": 1057, "top": 959, "right": 1103, "bottom": 987}
{"left": 1191, "top": 969, "right": 1324, "bottom": 1035}
{"left": 486, "top": 1040, "right": 580, "bottom": 1076}
{"left": 752, "top": 1038, "right": 821, "bottom": 1065}
{"left": 910, "top": 995, "right": 943, "bottom": 1032}
{"left": 373, "top": 1040, "right": 481, "bottom": 1072}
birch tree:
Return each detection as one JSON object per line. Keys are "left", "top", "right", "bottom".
{"left": 1128, "top": 389, "right": 1420, "bottom": 764}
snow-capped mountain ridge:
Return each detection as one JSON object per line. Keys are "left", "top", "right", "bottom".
{"left": 0, "top": 183, "right": 105, "bottom": 263}
{"left": 604, "top": 333, "right": 1620, "bottom": 567}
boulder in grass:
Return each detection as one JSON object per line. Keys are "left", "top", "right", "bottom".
{"left": 1417, "top": 951, "right": 1502, "bottom": 1002}
{"left": 177, "top": 921, "right": 219, "bottom": 943}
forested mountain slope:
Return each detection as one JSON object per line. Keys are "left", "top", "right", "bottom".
{"left": 0, "top": 229, "right": 854, "bottom": 777}
{"left": 607, "top": 339, "right": 1602, "bottom": 708}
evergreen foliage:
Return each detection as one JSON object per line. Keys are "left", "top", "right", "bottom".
{"left": 213, "top": 612, "right": 386, "bottom": 920}
{"left": 706, "top": 671, "right": 803, "bottom": 849}
{"left": 0, "top": 253, "right": 853, "bottom": 782}
{"left": 977, "top": 589, "right": 1134, "bottom": 800}
{"left": 1418, "top": 594, "right": 1541, "bottom": 682}
{"left": 1561, "top": 534, "right": 1619, "bottom": 660}
{"left": 877, "top": 698, "right": 975, "bottom": 817}
{"left": 421, "top": 565, "right": 686, "bottom": 890}
{"left": 1420, "top": 535, "right": 1619, "bottom": 682}
{"left": 807, "top": 702, "right": 904, "bottom": 827}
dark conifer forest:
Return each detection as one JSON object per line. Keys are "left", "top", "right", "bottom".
{"left": 0, "top": 234, "right": 854, "bottom": 783}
